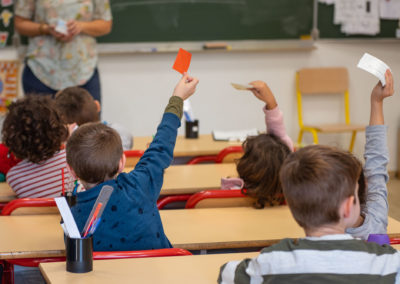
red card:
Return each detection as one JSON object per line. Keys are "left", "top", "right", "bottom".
{"left": 172, "top": 48, "right": 192, "bottom": 74}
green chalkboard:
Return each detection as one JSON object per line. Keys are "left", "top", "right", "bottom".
{"left": 318, "top": 3, "right": 399, "bottom": 38}
{"left": 98, "top": 0, "right": 314, "bottom": 43}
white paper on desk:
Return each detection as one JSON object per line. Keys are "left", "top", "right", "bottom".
{"left": 55, "top": 197, "right": 81, "bottom": 238}
{"left": 231, "top": 83, "right": 252, "bottom": 90}
{"left": 357, "top": 53, "right": 391, "bottom": 86}
{"left": 212, "top": 128, "right": 258, "bottom": 142}
{"left": 380, "top": 0, "right": 400, "bottom": 19}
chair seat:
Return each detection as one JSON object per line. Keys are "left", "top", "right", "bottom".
{"left": 304, "top": 124, "right": 365, "bottom": 133}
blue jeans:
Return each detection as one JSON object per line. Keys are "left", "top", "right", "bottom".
{"left": 22, "top": 64, "right": 102, "bottom": 103}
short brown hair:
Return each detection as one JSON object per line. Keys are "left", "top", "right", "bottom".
{"left": 2, "top": 96, "right": 68, "bottom": 163}
{"left": 280, "top": 145, "right": 362, "bottom": 230}
{"left": 237, "top": 134, "right": 290, "bottom": 209}
{"left": 55, "top": 87, "right": 99, "bottom": 125}
{"left": 66, "top": 122, "right": 123, "bottom": 185}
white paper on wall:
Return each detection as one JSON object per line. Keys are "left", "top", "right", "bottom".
{"left": 380, "top": 0, "right": 400, "bottom": 20}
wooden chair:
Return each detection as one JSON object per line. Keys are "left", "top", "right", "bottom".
{"left": 2, "top": 248, "right": 192, "bottom": 284}
{"left": 296, "top": 67, "right": 365, "bottom": 152}
{"left": 185, "top": 189, "right": 254, "bottom": 209}
{"left": 124, "top": 149, "right": 145, "bottom": 167}
{"left": 0, "top": 198, "right": 58, "bottom": 216}
{"left": 187, "top": 146, "right": 243, "bottom": 165}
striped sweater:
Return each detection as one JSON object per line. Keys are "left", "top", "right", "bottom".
{"left": 6, "top": 149, "right": 74, "bottom": 198}
{"left": 219, "top": 234, "right": 400, "bottom": 284}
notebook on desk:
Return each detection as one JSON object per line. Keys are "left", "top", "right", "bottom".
{"left": 212, "top": 128, "right": 259, "bottom": 142}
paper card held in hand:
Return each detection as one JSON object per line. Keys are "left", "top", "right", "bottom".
{"left": 172, "top": 48, "right": 192, "bottom": 74}
{"left": 231, "top": 83, "right": 252, "bottom": 90}
{"left": 357, "top": 53, "right": 391, "bottom": 86}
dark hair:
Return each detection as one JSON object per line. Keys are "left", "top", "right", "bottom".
{"left": 280, "top": 145, "right": 362, "bottom": 230}
{"left": 236, "top": 134, "right": 291, "bottom": 209}
{"left": 2, "top": 96, "right": 68, "bottom": 163}
{"left": 55, "top": 87, "right": 99, "bottom": 125}
{"left": 66, "top": 122, "right": 123, "bottom": 185}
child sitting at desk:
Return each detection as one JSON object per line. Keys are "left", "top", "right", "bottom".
{"left": 67, "top": 73, "right": 199, "bottom": 251}
{"left": 218, "top": 71, "right": 395, "bottom": 283}
{"left": 223, "top": 81, "right": 293, "bottom": 208}
{"left": 2, "top": 96, "right": 73, "bottom": 198}
{"left": 55, "top": 87, "right": 133, "bottom": 150}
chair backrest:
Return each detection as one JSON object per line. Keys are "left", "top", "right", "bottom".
{"left": 187, "top": 146, "right": 243, "bottom": 165}
{"left": 124, "top": 150, "right": 145, "bottom": 167}
{"left": 157, "top": 194, "right": 192, "bottom": 209}
{"left": 296, "top": 67, "right": 351, "bottom": 127}
{"left": 1, "top": 198, "right": 58, "bottom": 216}
{"left": 185, "top": 189, "right": 254, "bottom": 209}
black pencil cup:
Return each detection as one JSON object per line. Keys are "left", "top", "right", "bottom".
{"left": 185, "top": 120, "right": 199, "bottom": 139}
{"left": 65, "top": 195, "right": 77, "bottom": 207}
{"left": 66, "top": 236, "right": 93, "bottom": 273}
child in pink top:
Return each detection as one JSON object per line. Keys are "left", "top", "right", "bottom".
{"left": 223, "top": 81, "right": 293, "bottom": 208}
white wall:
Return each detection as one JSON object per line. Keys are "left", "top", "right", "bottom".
{"left": 3, "top": 40, "right": 400, "bottom": 171}
{"left": 99, "top": 40, "right": 400, "bottom": 171}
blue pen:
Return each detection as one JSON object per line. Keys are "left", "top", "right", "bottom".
{"left": 184, "top": 111, "right": 192, "bottom": 122}
{"left": 89, "top": 217, "right": 101, "bottom": 236}
{"left": 72, "top": 180, "right": 79, "bottom": 196}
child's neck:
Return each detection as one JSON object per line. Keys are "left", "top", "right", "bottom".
{"left": 305, "top": 224, "right": 346, "bottom": 237}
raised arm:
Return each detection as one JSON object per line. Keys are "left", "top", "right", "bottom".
{"left": 249, "top": 81, "right": 294, "bottom": 151}
{"left": 347, "top": 70, "right": 394, "bottom": 239}
{"left": 120, "top": 73, "right": 199, "bottom": 199}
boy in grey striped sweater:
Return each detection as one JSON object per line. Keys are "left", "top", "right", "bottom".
{"left": 219, "top": 70, "right": 397, "bottom": 283}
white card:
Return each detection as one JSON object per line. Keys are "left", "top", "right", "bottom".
{"left": 231, "top": 83, "right": 252, "bottom": 90}
{"left": 357, "top": 53, "right": 391, "bottom": 86}
{"left": 55, "top": 19, "right": 68, "bottom": 35}
{"left": 55, "top": 197, "right": 81, "bottom": 238}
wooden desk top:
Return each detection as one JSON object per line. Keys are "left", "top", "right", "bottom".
{"left": 2, "top": 207, "right": 400, "bottom": 260}
{"left": 0, "top": 206, "right": 301, "bottom": 259}
{"left": 0, "top": 182, "right": 16, "bottom": 203}
{"left": 40, "top": 252, "right": 258, "bottom": 284}
{"left": 0, "top": 163, "right": 238, "bottom": 202}
{"left": 134, "top": 134, "right": 242, "bottom": 157}
{"left": 124, "top": 163, "right": 237, "bottom": 195}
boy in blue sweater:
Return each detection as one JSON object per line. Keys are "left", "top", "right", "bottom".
{"left": 66, "top": 73, "right": 199, "bottom": 251}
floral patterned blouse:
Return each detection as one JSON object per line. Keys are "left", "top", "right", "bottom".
{"left": 15, "top": 0, "right": 112, "bottom": 90}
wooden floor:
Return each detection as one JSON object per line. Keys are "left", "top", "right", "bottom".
{"left": 388, "top": 178, "right": 400, "bottom": 221}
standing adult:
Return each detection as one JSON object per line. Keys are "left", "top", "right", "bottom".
{"left": 14, "top": 0, "right": 112, "bottom": 103}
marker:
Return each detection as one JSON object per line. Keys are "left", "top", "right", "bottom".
{"left": 203, "top": 42, "right": 231, "bottom": 50}
{"left": 83, "top": 202, "right": 102, "bottom": 238}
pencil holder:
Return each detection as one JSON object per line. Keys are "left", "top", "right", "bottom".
{"left": 66, "top": 236, "right": 93, "bottom": 273}
{"left": 65, "top": 195, "right": 77, "bottom": 207}
{"left": 367, "top": 234, "right": 390, "bottom": 246}
{"left": 185, "top": 120, "right": 199, "bottom": 139}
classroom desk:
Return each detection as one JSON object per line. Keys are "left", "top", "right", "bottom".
{"left": 39, "top": 252, "right": 258, "bottom": 284}
{"left": 0, "top": 182, "right": 15, "bottom": 203}
{"left": 133, "top": 134, "right": 242, "bottom": 157}
{"left": 0, "top": 163, "right": 237, "bottom": 203}
{"left": 124, "top": 163, "right": 237, "bottom": 195}
{"left": 2, "top": 207, "right": 400, "bottom": 260}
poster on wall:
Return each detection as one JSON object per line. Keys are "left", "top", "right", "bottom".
{"left": 0, "top": 61, "right": 18, "bottom": 114}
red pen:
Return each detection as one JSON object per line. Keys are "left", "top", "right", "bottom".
{"left": 83, "top": 202, "right": 102, "bottom": 238}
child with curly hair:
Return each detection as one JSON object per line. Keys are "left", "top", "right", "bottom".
{"left": 2, "top": 96, "right": 73, "bottom": 198}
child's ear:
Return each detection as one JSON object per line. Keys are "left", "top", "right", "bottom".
{"left": 341, "top": 195, "right": 355, "bottom": 219}
{"left": 118, "top": 153, "right": 126, "bottom": 173}
{"left": 94, "top": 100, "right": 101, "bottom": 113}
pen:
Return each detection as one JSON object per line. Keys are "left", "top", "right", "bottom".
{"left": 72, "top": 180, "right": 79, "bottom": 196}
{"left": 83, "top": 202, "right": 102, "bottom": 238}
